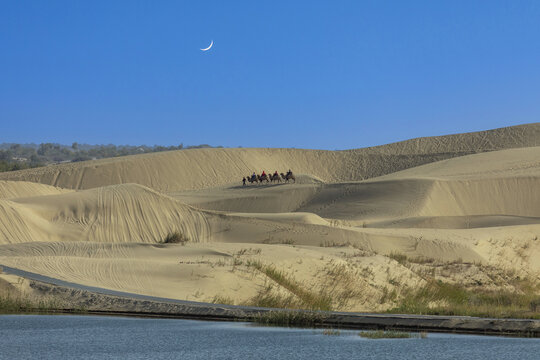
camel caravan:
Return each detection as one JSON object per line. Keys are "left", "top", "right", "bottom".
{"left": 243, "top": 170, "right": 295, "bottom": 186}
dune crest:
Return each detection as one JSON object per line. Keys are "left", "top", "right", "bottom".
{"left": 0, "top": 180, "right": 71, "bottom": 199}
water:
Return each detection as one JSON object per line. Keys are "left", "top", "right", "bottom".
{"left": 0, "top": 315, "right": 539, "bottom": 360}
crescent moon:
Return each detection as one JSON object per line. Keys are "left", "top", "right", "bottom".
{"left": 200, "top": 40, "right": 213, "bottom": 51}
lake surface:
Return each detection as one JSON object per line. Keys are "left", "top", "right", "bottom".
{"left": 0, "top": 315, "right": 539, "bottom": 359}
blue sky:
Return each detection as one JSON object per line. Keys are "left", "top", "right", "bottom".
{"left": 1, "top": 1, "right": 540, "bottom": 149}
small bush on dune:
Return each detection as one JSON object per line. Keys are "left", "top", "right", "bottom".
{"left": 211, "top": 295, "right": 235, "bottom": 305}
{"left": 162, "top": 231, "right": 189, "bottom": 245}
{"left": 388, "top": 252, "right": 408, "bottom": 265}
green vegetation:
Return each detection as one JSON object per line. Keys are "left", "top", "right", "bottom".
{"left": 388, "top": 279, "right": 540, "bottom": 319}
{"left": 359, "top": 330, "right": 427, "bottom": 339}
{"left": 388, "top": 251, "right": 435, "bottom": 265}
{"left": 322, "top": 329, "right": 341, "bottom": 336}
{"left": 246, "top": 283, "right": 300, "bottom": 309}
{"left": 384, "top": 251, "right": 540, "bottom": 319}
{"left": 0, "top": 142, "right": 223, "bottom": 173}
{"left": 319, "top": 262, "right": 365, "bottom": 309}
{"left": 211, "top": 295, "right": 235, "bottom": 305}
{"left": 162, "top": 231, "right": 190, "bottom": 245}
{"left": 262, "top": 237, "right": 296, "bottom": 245}
{"left": 0, "top": 160, "right": 42, "bottom": 172}
{"left": 0, "top": 293, "right": 64, "bottom": 314}
{"left": 252, "top": 310, "right": 327, "bottom": 327}
{"left": 245, "top": 260, "right": 332, "bottom": 311}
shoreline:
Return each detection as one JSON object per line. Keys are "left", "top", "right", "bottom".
{"left": 2, "top": 265, "right": 539, "bottom": 337}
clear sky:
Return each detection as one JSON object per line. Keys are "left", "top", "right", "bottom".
{"left": 1, "top": 1, "right": 540, "bottom": 149}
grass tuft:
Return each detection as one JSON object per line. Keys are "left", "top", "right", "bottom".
{"left": 359, "top": 330, "right": 426, "bottom": 339}
{"left": 322, "top": 329, "right": 341, "bottom": 336}
{"left": 245, "top": 260, "right": 332, "bottom": 311}
{"left": 388, "top": 251, "right": 435, "bottom": 265}
{"left": 388, "top": 279, "right": 540, "bottom": 319}
{"left": 211, "top": 295, "right": 235, "bottom": 305}
{"left": 162, "top": 231, "right": 189, "bottom": 245}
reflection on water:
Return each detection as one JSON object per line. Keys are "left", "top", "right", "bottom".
{"left": 0, "top": 315, "right": 539, "bottom": 360}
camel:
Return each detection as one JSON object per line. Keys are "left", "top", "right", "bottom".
{"left": 280, "top": 172, "right": 296, "bottom": 183}
{"left": 269, "top": 173, "right": 281, "bottom": 183}
{"left": 246, "top": 175, "right": 258, "bottom": 185}
{"left": 258, "top": 174, "right": 270, "bottom": 183}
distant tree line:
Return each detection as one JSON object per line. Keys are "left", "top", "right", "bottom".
{"left": 0, "top": 142, "right": 223, "bottom": 173}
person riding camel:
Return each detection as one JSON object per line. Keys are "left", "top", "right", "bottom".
{"left": 274, "top": 170, "right": 278, "bottom": 177}
{"left": 251, "top": 172, "right": 257, "bottom": 181}
{"left": 287, "top": 169, "right": 292, "bottom": 177}
{"left": 261, "top": 170, "right": 266, "bottom": 177}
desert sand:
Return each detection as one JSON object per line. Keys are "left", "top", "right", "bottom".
{"left": 1, "top": 123, "right": 540, "bottom": 312}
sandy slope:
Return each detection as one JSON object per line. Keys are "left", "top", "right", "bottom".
{"left": 173, "top": 147, "right": 540, "bottom": 225}
{"left": 1, "top": 124, "right": 540, "bottom": 312}
{"left": 0, "top": 180, "right": 71, "bottom": 199}
{"left": 1, "top": 123, "right": 539, "bottom": 192}
{"left": 0, "top": 183, "right": 210, "bottom": 245}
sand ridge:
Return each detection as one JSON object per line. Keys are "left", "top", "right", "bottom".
{"left": 0, "top": 180, "right": 72, "bottom": 199}
{"left": 1, "top": 123, "right": 539, "bottom": 192}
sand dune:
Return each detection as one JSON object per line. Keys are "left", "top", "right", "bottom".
{"left": 0, "top": 184, "right": 210, "bottom": 245}
{"left": 1, "top": 124, "right": 540, "bottom": 312}
{"left": 0, "top": 180, "right": 71, "bottom": 199}
{"left": 367, "top": 215, "right": 540, "bottom": 229}
{"left": 1, "top": 123, "right": 539, "bottom": 192}
{"left": 295, "top": 175, "right": 540, "bottom": 223}
{"left": 379, "top": 146, "right": 540, "bottom": 180}
{"left": 171, "top": 147, "right": 540, "bottom": 224}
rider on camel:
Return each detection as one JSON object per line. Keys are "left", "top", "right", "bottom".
{"left": 261, "top": 170, "right": 266, "bottom": 177}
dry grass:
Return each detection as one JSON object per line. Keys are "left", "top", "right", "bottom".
{"left": 262, "top": 238, "right": 296, "bottom": 245}
{"left": 388, "top": 251, "right": 435, "bottom": 265}
{"left": 359, "top": 330, "right": 427, "bottom": 339}
{"left": 388, "top": 279, "right": 540, "bottom": 319}
{"left": 162, "top": 231, "right": 189, "bottom": 245}
{"left": 382, "top": 250, "right": 540, "bottom": 319}
{"left": 235, "top": 248, "right": 262, "bottom": 256}
{"left": 319, "top": 261, "right": 366, "bottom": 309}
{"left": 322, "top": 329, "right": 341, "bottom": 336}
{"left": 319, "top": 240, "right": 351, "bottom": 248}
{"left": 0, "top": 292, "right": 65, "bottom": 314}
{"left": 245, "top": 260, "right": 333, "bottom": 311}
{"left": 211, "top": 295, "right": 235, "bottom": 305}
